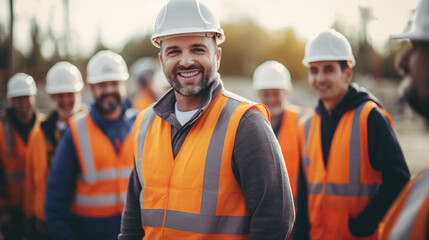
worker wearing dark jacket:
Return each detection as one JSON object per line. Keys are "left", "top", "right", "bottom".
{"left": 45, "top": 51, "right": 136, "bottom": 240}
{"left": 294, "top": 30, "right": 410, "bottom": 240}
{"left": 119, "top": 0, "right": 295, "bottom": 239}
{"left": 25, "top": 62, "right": 85, "bottom": 239}
{"left": 0, "top": 73, "right": 41, "bottom": 240}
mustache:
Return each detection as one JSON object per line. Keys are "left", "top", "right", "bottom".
{"left": 98, "top": 93, "right": 120, "bottom": 102}
{"left": 173, "top": 64, "right": 203, "bottom": 75}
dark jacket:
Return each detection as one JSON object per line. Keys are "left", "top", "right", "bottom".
{"left": 119, "top": 77, "right": 295, "bottom": 240}
{"left": 294, "top": 84, "right": 410, "bottom": 239}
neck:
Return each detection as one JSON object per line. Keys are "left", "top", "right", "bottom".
{"left": 103, "top": 106, "right": 123, "bottom": 121}
{"left": 16, "top": 113, "right": 33, "bottom": 125}
{"left": 322, "top": 90, "right": 348, "bottom": 112}
{"left": 174, "top": 92, "right": 204, "bottom": 112}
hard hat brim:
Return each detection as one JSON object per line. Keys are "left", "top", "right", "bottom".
{"left": 390, "top": 31, "right": 429, "bottom": 42}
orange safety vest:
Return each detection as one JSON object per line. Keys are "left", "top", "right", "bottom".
{"left": 133, "top": 91, "right": 154, "bottom": 111}
{"left": 0, "top": 119, "right": 39, "bottom": 210}
{"left": 298, "top": 101, "right": 393, "bottom": 240}
{"left": 379, "top": 170, "right": 429, "bottom": 240}
{"left": 277, "top": 105, "right": 302, "bottom": 199}
{"left": 24, "top": 124, "right": 48, "bottom": 219}
{"left": 134, "top": 91, "right": 269, "bottom": 240}
{"left": 69, "top": 113, "right": 134, "bottom": 217}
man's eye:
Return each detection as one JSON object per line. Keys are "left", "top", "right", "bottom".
{"left": 167, "top": 50, "right": 180, "bottom": 55}
{"left": 193, "top": 48, "right": 205, "bottom": 53}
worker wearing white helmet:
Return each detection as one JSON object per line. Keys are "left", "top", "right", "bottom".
{"left": 23, "top": 61, "right": 85, "bottom": 239}
{"left": 253, "top": 60, "right": 306, "bottom": 201}
{"left": 45, "top": 51, "right": 137, "bottom": 240}
{"left": 120, "top": 0, "right": 295, "bottom": 239}
{"left": 130, "top": 57, "right": 158, "bottom": 111}
{"left": 0, "top": 73, "right": 41, "bottom": 240}
{"left": 295, "top": 30, "right": 410, "bottom": 240}
{"left": 380, "top": 0, "right": 429, "bottom": 238}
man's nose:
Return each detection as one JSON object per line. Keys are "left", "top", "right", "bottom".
{"left": 179, "top": 51, "right": 195, "bottom": 67}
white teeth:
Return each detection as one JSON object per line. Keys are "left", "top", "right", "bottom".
{"left": 180, "top": 71, "right": 198, "bottom": 78}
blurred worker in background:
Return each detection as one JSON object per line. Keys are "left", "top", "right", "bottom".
{"left": 24, "top": 62, "right": 85, "bottom": 239}
{"left": 130, "top": 57, "right": 158, "bottom": 111}
{"left": 45, "top": 50, "right": 137, "bottom": 240}
{"left": 380, "top": 0, "right": 429, "bottom": 238}
{"left": 152, "top": 68, "right": 172, "bottom": 99}
{"left": 0, "top": 73, "right": 42, "bottom": 240}
{"left": 294, "top": 30, "right": 410, "bottom": 240}
{"left": 119, "top": 0, "right": 295, "bottom": 239}
{"left": 253, "top": 60, "right": 303, "bottom": 200}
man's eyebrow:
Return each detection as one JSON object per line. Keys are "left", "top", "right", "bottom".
{"left": 164, "top": 46, "right": 179, "bottom": 52}
{"left": 191, "top": 43, "right": 208, "bottom": 49}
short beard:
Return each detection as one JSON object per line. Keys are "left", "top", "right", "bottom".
{"left": 95, "top": 94, "right": 122, "bottom": 114}
{"left": 405, "top": 86, "right": 429, "bottom": 119}
{"left": 167, "top": 63, "right": 217, "bottom": 96}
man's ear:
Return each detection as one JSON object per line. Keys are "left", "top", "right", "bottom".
{"left": 345, "top": 67, "right": 353, "bottom": 84}
{"left": 158, "top": 52, "right": 163, "bottom": 67}
{"left": 216, "top": 47, "right": 222, "bottom": 70}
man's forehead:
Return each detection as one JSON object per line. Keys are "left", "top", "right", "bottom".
{"left": 309, "top": 61, "right": 339, "bottom": 68}
{"left": 161, "top": 35, "right": 212, "bottom": 48}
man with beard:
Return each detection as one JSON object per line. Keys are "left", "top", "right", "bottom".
{"left": 294, "top": 30, "right": 410, "bottom": 240}
{"left": 119, "top": 0, "right": 295, "bottom": 239}
{"left": 24, "top": 62, "right": 85, "bottom": 239}
{"left": 379, "top": 0, "right": 429, "bottom": 238}
{"left": 252, "top": 60, "right": 305, "bottom": 200}
{"left": 45, "top": 51, "right": 137, "bottom": 240}
{"left": 0, "top": 73, "right": 42, "bottom": 240}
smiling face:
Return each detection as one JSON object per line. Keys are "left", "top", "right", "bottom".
{"left": 90, "top": 81, "right": 126, "bottom": 114}
{"left": 257, "top": 89, "right": 289, "bottom": 120}
{"left": 51, "top": 92, "right": 82, "bottom": 120}
{"left": 159, "top": 36, "right": 221, "bottom": 97}
{"left": 10, "top": 96, "right": 35, "bottom": 122}
{"left": 308, "top": 61, "right": 352, "bottom": 110}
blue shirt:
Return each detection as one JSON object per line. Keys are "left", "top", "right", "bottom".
{"left": 45, "top": 100, "right": 137, "bottom": 240}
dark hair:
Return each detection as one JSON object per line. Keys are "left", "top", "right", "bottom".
{"left": 338, "top": 60, "right": 349, "bottom": 72}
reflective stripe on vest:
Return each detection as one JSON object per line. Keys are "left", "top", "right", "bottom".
{"left": 136, "top": 98, "right": 251, "bottom": 235}
{"left": 303, "top": 102, "right": 380, "bottom": 197}
{"left": 73, "top": 115, "right": 131, "bottom": 206}
{"left": 389, "top": 171, "right": 429, "bottom": 240}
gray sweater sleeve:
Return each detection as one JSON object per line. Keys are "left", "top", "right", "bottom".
{"left": 119, "top": 159, "right": 145, "bottom": 240}
{"left": 232, "top": 108, "right": 295, "bottom": 240}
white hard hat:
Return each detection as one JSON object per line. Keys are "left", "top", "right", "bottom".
{"left": 151, "top": 0, "right": 225, "bottom": 48}
{"left": 302, "top": 30, "right": 355, "bottom": 67}
{"left": 253, "top": 61, "right": 292, "bottom": 90}
{"left": 46, "top": 61, "right": 84, "bottom": 94}
{"left": 7, "top": 73, "right": 37, "bottom": 98}
{"left": 86, "top": 50, "right": 129, "bottom": 84}
{"left": 130, "top": 57, "right": 157, "bottom": 79}
{"left": 391, "top": 0, "right": 429, "bottom": 41}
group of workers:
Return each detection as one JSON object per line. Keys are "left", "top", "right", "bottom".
{"left": 0, "top": 0, "right": 428, "bottom": 239}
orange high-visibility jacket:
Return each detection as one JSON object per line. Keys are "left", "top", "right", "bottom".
{"left": 298, "top": 101, "right": 393, "bottom": 240}
{"left": 133, "top": 91, "right": 269, "bottom": 240}
{"left": 24, "top": 124, "right": 48, "bottom": 219}
{"left": 0, "top": 118, "right": 40, "bottom": 210}
{"left": 69, "top": 113, "right": 133, "bottom": 217}
{"left": 379, "top": 169, "right": 429, "bottom": 240}
{"left": 277, "top": 105, "right": 302, "bottom": 199}
{"left": 133, "top": 92, "right": 154, "bottom": 111}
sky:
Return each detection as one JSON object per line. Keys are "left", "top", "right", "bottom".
{"left": 0, "top": 0, "right": 420, "bottom": 58}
